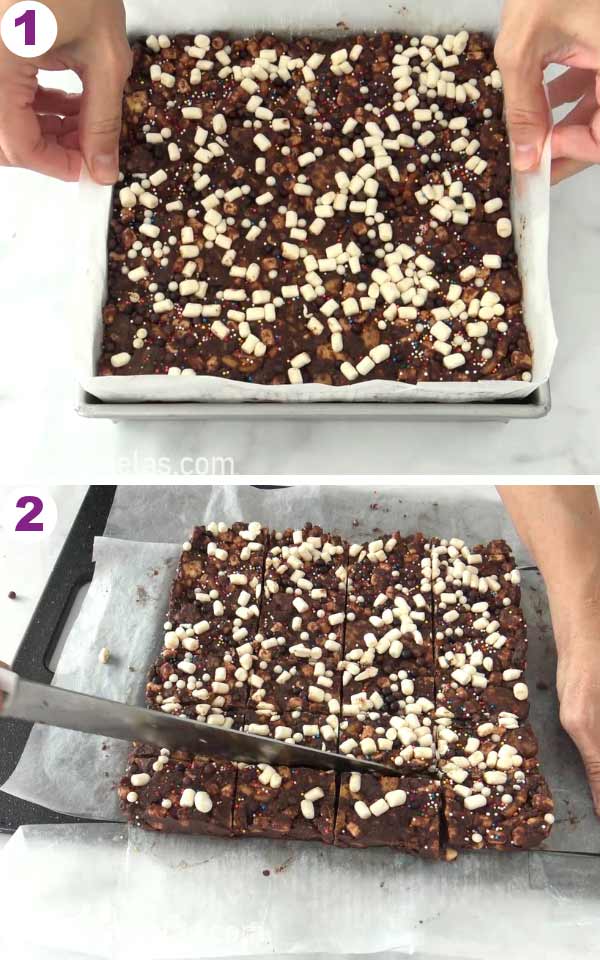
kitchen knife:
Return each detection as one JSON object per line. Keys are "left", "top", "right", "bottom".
{"left": 0, "top": 667, "right": 391, "bottom": 775}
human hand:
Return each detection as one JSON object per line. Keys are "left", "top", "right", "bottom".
{"left": 495, "top": 0, "right": 600, "bottom": 184}
{"left": 554, "top": 597, "right": 600, "bottom": 816}
{"left": 0, "top": 0, "right": 131, "bottom": 183}
{"left": 497, "top": 486, "right": 600, "bottom": 817}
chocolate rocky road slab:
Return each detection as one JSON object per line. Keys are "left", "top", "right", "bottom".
{"left": 0, "top": 669, "right": 392, "bottom": 776}
{"left": 100, "top": 30, "right": 533, "bottom": 386}
{"left": 122, "top": 529, "right": 554, "bottom": 857}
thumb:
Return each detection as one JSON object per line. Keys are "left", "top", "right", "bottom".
{"left": 495, "top": 45, "right": 550, "bottom": 171}
{"left": 79, "top": 56, "right": 127, "bottom": 184}
{"left": 551, "top": 156, "right": 592, "bottom": 185}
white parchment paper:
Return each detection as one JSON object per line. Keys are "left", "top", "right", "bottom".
{"left": 0, "top": 825, "right": 599, "bottom": 960}
{"left": 1, "top": 486, "right": 599, "bottom": 960}
{"left": 1, "top": 536, "right": 179, "bottom": 820}
{"left": 75, "top": 0, "right": 556, "bottom": 404}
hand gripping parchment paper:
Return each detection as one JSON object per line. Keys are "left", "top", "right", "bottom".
{"left": 73, "top": 0, "right": 556, "bottom": 404}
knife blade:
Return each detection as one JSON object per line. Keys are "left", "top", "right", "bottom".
{"left": 0, "top": 668, "right": 392, "bottom": 775}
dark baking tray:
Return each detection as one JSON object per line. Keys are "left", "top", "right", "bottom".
{"left": 0, "top": 486, "right": 118, "bottom": 833}
{"left": 2, "top": 486, "right": 597, "bottom": 858}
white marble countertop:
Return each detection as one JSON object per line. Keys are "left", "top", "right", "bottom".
{"left": 1, "top": 159, "right": 598, "bottom": 478}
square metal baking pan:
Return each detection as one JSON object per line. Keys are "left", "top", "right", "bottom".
{"left": 76, "top": 381, "right": 551, "bottom": 421}
{"left": 76, "top": 11, "right": 554, "bottom": 426}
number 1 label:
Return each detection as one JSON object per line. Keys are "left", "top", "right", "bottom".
{"left": 14, "top": 8, "right": 35, "bottom": 46}
{"left": 0, "top": 2, "right": 57, "bottom": 58}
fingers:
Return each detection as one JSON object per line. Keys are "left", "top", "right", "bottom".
{"left": 0, "top": 114, "right": 78, "bottom": 148}
{"left": 549, "top": 87, "right": 600, "bottom": 179}
{"left": 560, "top": 705, "right": 600, "bottom": 816}
{"left": 0, "top": 99, "right": 81, "bottom": 173}
{"left": 0, "top": 96, "right": 81, "bottom": 180}
{"left": 78, "top": 45, "right": 131, "bottom": 185}
{"left": 0, "top": 3, "right": 130, "bottom": 183}
{"left": 32, "top": 87, "right": 82, "bottom": 117}
{"left": 553, "top": 118, "right": 600, "bottom": 164}
{"left": 495, "top": 40, "right": 550, "bottom": 172}
{"left": 38, "top": 114, "right": 80, "bottom": 138}
{"left": 551, "top": 156, "right": 592, "bottom": 184}
{"left": 548, "top": 67, "right": 593, "bottom": 108}
{"left": 582, "top": 757, "right": 600, "bottom": 816}
{"left": 0, "top": 62, "right": 82, "bottom": 179}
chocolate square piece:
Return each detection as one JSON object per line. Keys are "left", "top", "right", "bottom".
{"left": 436, "top": 720, "right": 554, "bottom": 850}
{"left": 334, "top": 772, "right": 441, "bottom": 857}
{"left": 168, "top": 522, "right": 267, "bottom": 629}
{"left": 339, "top": 703, "right": 436, "bottom": 774}
{"left": 233, "top": 765, "right": 336, "bottom": 842}
{"left": 345, "top": 533, "right": 433, "bottom": 669}
{"left": 146, "top": 648, "right": 249, "bottom": 716}
{"left": 248, "top": 652, "right": 343, "bottom": 716}
{"left": 146, "top": 523, "right": 268, "bottom": 717}
{"left": 119, "top": 745, "right": 237, "bottom": 836}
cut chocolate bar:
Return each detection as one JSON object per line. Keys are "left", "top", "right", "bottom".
{"left": 146, "top": 647, "right": 249, "bottom": 716}
{"left": 436, "top": 720, "right": 554, "bottom": 850}
{"left": 168, "top": 521, "right": 267, "bottom": 630}
{"left": 429, "top": 538, "right": 529, "bottom": 723}
{"left": 146, "top": 524, "right": 267, "bottom": 717}
{"left": 339, "top": 705, "right": 436, "bottom": 773}
{"left": 334, "top": 771, "right": 440, "bottom": 857}
{"left": 119, "top": 745, "right": 237, "bottom": 836}
{"left": 342, "top": 534, "right": 434, "bottom": 721}
{"left": 121, "top": 520, "right": 552, "bottom": 862}
{"left": 233, "top": 765, "right": 336, "bottom": 842}
{"left": 345, "top": 533, "right": 433, "bottom": 668}
{"left": 248, "top": 525, "right": 347, "bottom": 715}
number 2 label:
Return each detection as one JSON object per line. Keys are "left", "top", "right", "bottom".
{"left": 1, "top": 488, "right": 57, "bottom": 544}
{"left": 15, "top": 496, "right": 44, "bottom": 532}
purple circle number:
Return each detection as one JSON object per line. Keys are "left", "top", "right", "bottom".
{"left": 14, "top": 7, "right": 35, "bottom": 45}
{"left": 15, "top": 495, "right": 44, "bottom": 532}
